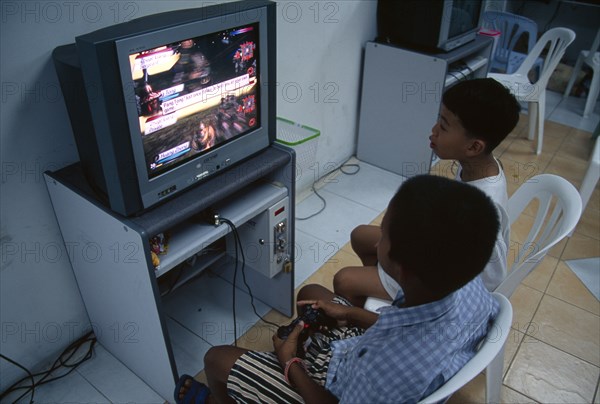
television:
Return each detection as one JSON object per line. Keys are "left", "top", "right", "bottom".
{"left": 377, "top": 0, "right": 484, "bottom": 52}
{"left": 52, "top": 0, "right": 276, "bottom": 216}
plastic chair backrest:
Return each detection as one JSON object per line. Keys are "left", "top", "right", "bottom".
{"left": 483, "top": 11, "right": 538, "bottom": 68}
{"left": 495, "top": 174, "right": 582, "bottom": 299}
{"left": 418, "top": 293, "right": 513, "bottom": 404}
{"left": 515, "top": 27, "right": 576, "bottom": 87}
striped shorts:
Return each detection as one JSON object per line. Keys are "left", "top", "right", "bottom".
{"left": 227, "top": 298, "right": 364, "bottom": 403}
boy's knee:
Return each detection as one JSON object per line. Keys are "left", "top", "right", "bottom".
{"left": 296, "top": 283, "right": 321, "bottom": 301}
{"left": 350, "top": 225, "right": 368, "bottom": 244}
{"left": 333, "top": 267, "right": 352, "bottom": 294}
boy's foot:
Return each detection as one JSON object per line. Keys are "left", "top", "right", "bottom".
{"left": 174, "top": 374, "right": 210, "bottom": 404}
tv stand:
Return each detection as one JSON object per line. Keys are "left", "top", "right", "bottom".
{"left": 356, "top": 35, "right": 493, "bottom": 177}
{"left": 44, "top": 144, "right": 296, "bottom": 400}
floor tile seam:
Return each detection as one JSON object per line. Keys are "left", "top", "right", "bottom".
{"left": 501, "top": 383, "right": 541, "bottom": 404}
{"left": 295, "top": 227, "right": 351, "bottom": 254}
{"left": 74, "top": 367, "right": 113, "bottom": 403}
{"left": 546, "top": 236, "right": 568, "bottom": 262}
{"left": 571, "top": 225, "right": 600, "bottom": 242}
{"left": 556, "top": 229, "right": 600, "bottom": 263}
{"left": 545, "top": 150, "right": 592, "bottom": 175}
{"left": 166, "top": 314, "right": 215, "bottom": 348}
{"left": 511, "top": 284, "right": 545, "bottom": 351}
{"left": 502, "top": 282, "right": 544, "bottom": 381}
{"left": 593, "top": 377, "right": 600, "bottom": 404}
{"left": 503, "top": 327, "right": 526, "bottom": 381}
{"left": 547, "top": 125, "right": 574, "bottom": 156}
{"left": 502, "top": 332, "right": 526, "bottom": 386}
{"left": 518, "top": 331, "right": 600, "bottom": 371}
{"left": 521, "top": 258, "right": 560, "bottom": 295}
{"left": 546, "top": 95, "right": 566, "bottom": 120}
{"left": 541, "top": 284, "right": 600, "bottom": 318}
{"left": 316, "top": 186, "right": 391, "bottom": 213}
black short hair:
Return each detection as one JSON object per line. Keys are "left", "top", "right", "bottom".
{"left": 442, "top": 78, "right": 521, "bottom": 154}
{"left": 387, "top": 175, "right": 499, "bottom": 296}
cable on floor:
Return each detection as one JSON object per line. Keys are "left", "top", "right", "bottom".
{"left": 296, "top": 159, "right": 361, "bottom": 221}
{"left": 1, "top": 331, "right": 97, "bottom": 403}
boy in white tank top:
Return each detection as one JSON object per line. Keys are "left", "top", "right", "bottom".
{"left": 336, "top": 78, "right": 520, "bottom": 306}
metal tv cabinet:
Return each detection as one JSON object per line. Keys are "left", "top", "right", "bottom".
{"left": 44, "top": 144, "right": 296, "bottom": 400}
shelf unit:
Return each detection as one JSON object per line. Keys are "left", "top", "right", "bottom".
{"left": 44, "top": 144, "right": 296, "bottom": 400}
{"left": 356, "top": 35, "right": 493, "bottom": 177}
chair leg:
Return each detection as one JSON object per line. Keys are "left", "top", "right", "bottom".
{"left": 527, "top": 102, "right": 537, "bottom": 141}
{"left": 583, "top": 68, "right": 599, "bottom": 118}
{"left": 486, "top": 347, "right": 505, "bottom": 404}
{"left": 536, "top": 93, "right": 546, "bottom": 155}
{"left": 564, "top": 54, "right": 584, "bottom": 98}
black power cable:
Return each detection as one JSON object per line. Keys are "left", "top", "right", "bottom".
{"left": 0, "top": 354, "right": 35, "bottom": 403}
{"left": 219, "top": 217, "right": 281, "bottom": 345}
{"left": 0, "top": 331, "right": 96, "bottom": 403}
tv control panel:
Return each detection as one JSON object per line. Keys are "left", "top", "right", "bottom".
{"left": 227, "top": 196, "right": 290, "bottom": 278}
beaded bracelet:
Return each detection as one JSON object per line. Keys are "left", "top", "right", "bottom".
{"left": 284, "top": 357, "right": 307, "bottom": 385}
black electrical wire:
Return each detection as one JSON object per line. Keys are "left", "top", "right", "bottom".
{"left": 0, "top": 331, "right": 96, "bottom": 403}
{"left": 219, "top": 218, "right": 280, "bottom": 332}
{"left": 220, "top": 217, "right": 240, "bottom": 346}
{"left": 296, "top": 159, "right": 361, "bottom": 221}
{"left": 0, "top": 354, "right": 34, "bottom": 403}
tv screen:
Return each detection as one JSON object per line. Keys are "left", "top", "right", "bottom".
{"left": 53, "top": 0, "right": 276, "bottom": 216}
{"left": 448, "top": 0, "right": 482, "bottom": 39}
{"left": 126, "top": 23, "right": 261, "bottom": 179}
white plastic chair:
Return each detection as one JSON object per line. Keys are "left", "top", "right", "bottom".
{"left": 563, "top": 28, "right": 600, "bottom": 117}
{"left": 489, "top": 27, "right": 576, "bottom": 155}
{"left": 495, "top": 174, "right": 583, "bottom": 299}
{"left": 418, "top": 293, "right": 513, "bottom": 404}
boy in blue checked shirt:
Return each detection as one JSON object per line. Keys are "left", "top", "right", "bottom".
{"left": 175, "top": 175, "right": 500, "bottom": 404}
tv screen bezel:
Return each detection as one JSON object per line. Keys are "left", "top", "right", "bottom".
{"left": 115, "top": 9, "right": 272, "bottom": 209}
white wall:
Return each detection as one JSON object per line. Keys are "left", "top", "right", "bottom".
{"left": 0, "top": 0, "right": 377, "bottom": 389}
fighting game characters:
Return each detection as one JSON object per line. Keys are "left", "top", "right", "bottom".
{"left": 130, "top": 25, "right": 259, "bottom": 176}
{"left": 172, "top": 39, "right": 211, "bottom": 88}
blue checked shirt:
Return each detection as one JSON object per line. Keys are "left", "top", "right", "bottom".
{"left": 325, "top": 276, "right": 499, "bottom": 404}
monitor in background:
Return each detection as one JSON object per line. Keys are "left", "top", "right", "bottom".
{"left": 53, "top": 0, "right": 276, "bottom": 216}
{"left": 377, "top": 0, "right": 484, "bottom": 52}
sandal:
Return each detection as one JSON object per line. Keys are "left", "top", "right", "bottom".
{"left": 174, "top": 374, "right": 210, "bottom": 404}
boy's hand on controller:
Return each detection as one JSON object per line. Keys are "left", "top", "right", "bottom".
{"left": 297, "top": 300, "right": 349, "bottom": 327}
{"left": 273, "top": 320, "right": 304, "bottom": 365}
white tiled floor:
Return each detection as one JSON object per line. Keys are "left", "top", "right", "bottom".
{"left": 6, "top": 91, "right": 598, "bottom": 403}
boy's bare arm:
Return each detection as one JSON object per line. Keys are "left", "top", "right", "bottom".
{"left": 343, "top": 305, "right": 379, "bottom": 329}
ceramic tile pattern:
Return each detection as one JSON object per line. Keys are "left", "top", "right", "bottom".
{"left": 8, "top": 92, "right": 598, "bottom": 403}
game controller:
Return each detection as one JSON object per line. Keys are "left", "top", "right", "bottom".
{"left": 277, "top": 304, "right": 336, "bottom": 354}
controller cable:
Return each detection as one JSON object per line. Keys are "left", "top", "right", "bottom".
{"left": 0, "top": 331, "right": 96, "bottom": 403}
{"left": 218, "top": 217, "right": 280, "bottom": 347}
